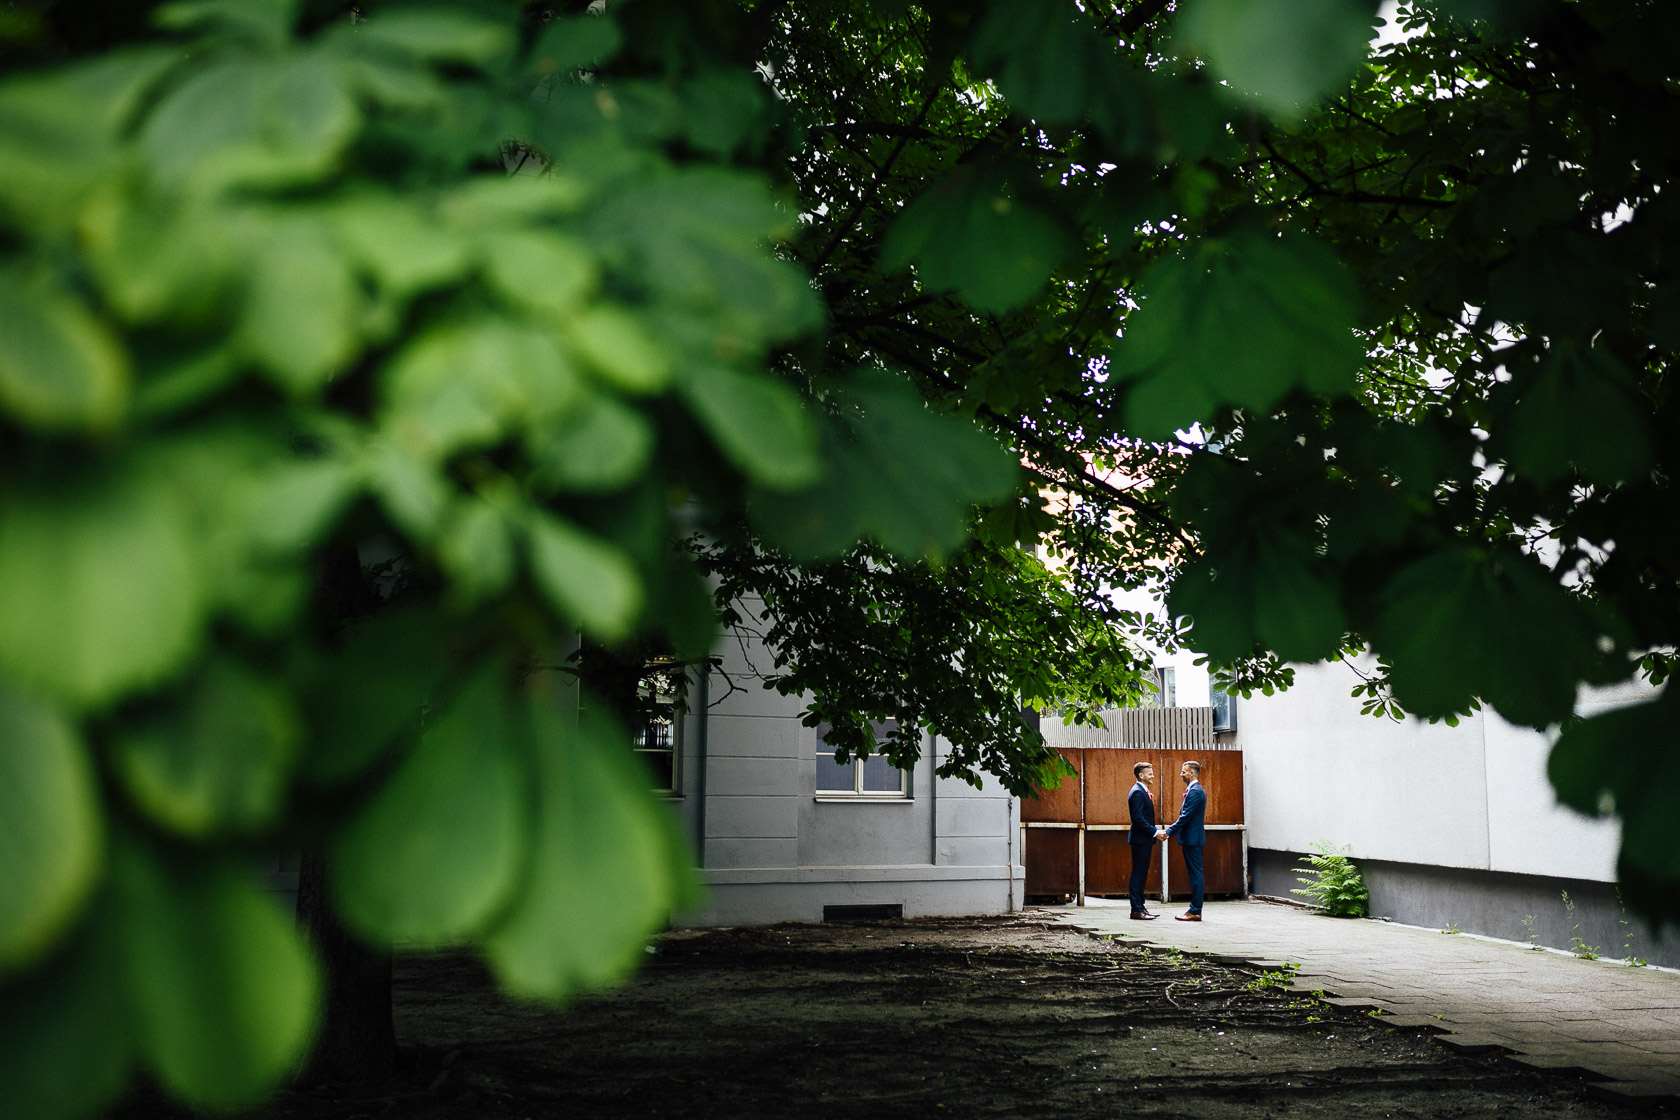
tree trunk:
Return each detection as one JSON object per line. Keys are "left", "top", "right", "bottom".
{"left": 295, "top": 853, "right": 397, "bottom": 1087}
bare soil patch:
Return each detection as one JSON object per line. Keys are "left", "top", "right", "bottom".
{"left": 118, "top": 913, "right": 1669, "bottom": 1119}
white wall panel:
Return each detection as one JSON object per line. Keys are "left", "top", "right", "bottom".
{"left": 1241, "top": 659, "right": 1491, "bottom": 869}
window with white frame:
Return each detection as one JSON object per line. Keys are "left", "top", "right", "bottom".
{"left": 632, "top": 663, "right": 684, "bottom": 794}
{"left": 814, "top": 720, "right": 908, "bottom": 797}
{"left": 1147, "top": 665, "right": 1177, "bottom": 708}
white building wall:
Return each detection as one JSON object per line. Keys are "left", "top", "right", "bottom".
{"left": 673, "top": 596, "right": 1024, "bottom": 926}
{"left": 1240, "top": 657, "right": 1628, "bottom": 882}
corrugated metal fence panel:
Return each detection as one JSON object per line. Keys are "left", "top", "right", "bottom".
{"left": 1043, "top": 706, "right": 1223, "bottom": 750}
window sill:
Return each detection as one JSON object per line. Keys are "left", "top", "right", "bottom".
{"left": 813, "top": 795, "right": 913, "bottom": 804}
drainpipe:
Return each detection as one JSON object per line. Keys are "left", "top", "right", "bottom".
{"left": 693, "top": 663, "right": 709, "bottom": 868}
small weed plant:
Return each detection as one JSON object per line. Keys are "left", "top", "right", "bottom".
{"left": 1562, "top": 891, "right": 1600, "bottom": 960}
{"left": 1440, "top": 921, "right": 1461, "bottom": 935}
{"left": 1520, "top": 914, "right": 1540, "bottom": 949}
{"left": 1244, "top": 969, "right": 1292, "bottom": 992}
{"left": 1291, "top": 841, "right": 1370, "bottom": 918}
{"left": 1616, "top": 889, "right": 1648, "bottom": 967}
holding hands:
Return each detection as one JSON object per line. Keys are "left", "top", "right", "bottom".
{"left": 1155, "top": 827, "right": 1167, "bottom": 840}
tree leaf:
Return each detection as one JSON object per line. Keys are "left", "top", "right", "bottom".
{"left": 0, "top": 271, "right": 129, "bottom": 430}
{"left": 238, "top": 221, "right": 361, "bottom": 394}
{"left": 298, "top": 607, "right": 450, "bottom": 786}
{"left": 881, "top": 164, "right": 1077, "bottom": 313}
{"left": 116, "top": 845, "right": 319, "bottom": 1112}
{"left": 383, "top": 318, "right": 582, "bottom": 459}
{"left": 527, "top": 392, "right": 653, "bottom": 493}
{"left": 484, "top": 704, "right": 695, "bottom": 998}
{"left": 112, "top": 660, "right": 300, "bottom": 838}
{"left": 243, "top": 455, "right": 362, "bottom": 554}
{"left": 333, "top": 194, "right": 471, "bottom": 297}
{"left": 0, "top": 684, "right": 101, "bottom": 975}
{"left": 1252, "top": 539, "right": 1346, "bottom": 663}
{"left": 1112, "top": 228, "right": 1364, "bottom": 440}
{"left": 752, "top": 371, "right": 1018, "bottom": 557}
{"left": 1548, "top": 688, "right": 1680, "bottom": 924}
{"left": 330, "top": 668, "right": 527, "bottom": 945}
{"left": 1371, "top": 548, "right": 1605, "bottom": 727}
{"left": 0, "top": 473, "right": 205, "bottom": 706}
{"left": 337, "top": 6, "right": 515, "bottom": 68}
{"left": 527, "top": 513, "right": 643, "bottom": 640}
{"left": 479, "top": 229, "right": 597, "bottom": 318}
{"left": 530, "top": 13, "right": 624, "bottom": 75}
{"left": 155, "top": 0, "right": 297, "bottom": 44}
{"left": 0, "top": 48, "right": 179, "bottom": 229}
{"left": 1491, "top": 344, "right": 1652, "bottom": 486}
{"left": 681, "top": 364, "right": 819, "bottom": 490}
{"left": 967, "top": 2, "right": 1114, "bottom": 126}
{"left": 1178, "top": 0, "right": 1379, "bottom": 118}
{"left": 141, "top": 52, "right": 359, "bottom": 193}
{"left": 0, "top": 892, "right": 133, "bottom": 1120}
{"left": 437, "top": 497, "right": 516, "bottom": 603}
{"left": 565, "top": 306, "right": 673, "bottom": 394}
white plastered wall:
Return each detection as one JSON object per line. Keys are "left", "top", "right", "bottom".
{"left": 1241, "top": 657, "right": 1632, "bottom": 882}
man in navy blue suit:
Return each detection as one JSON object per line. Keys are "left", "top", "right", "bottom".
{"left": 1157, "top": 760, "right": 1206, "bottom": 922}
{"left": 1127, "top": 761, "right": 1159, "bottom": 920}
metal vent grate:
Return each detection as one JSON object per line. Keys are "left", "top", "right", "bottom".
{"left": 822, "top": 903, "right": 903, "bottom": 922}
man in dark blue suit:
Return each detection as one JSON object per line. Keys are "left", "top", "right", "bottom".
{"left": 1157, "top": 760, "right": 1206, "bottom": 922}
{"left": 1127, "top": 761, "right": 1159, "bottom": 920}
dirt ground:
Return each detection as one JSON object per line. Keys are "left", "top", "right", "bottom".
{"left": 118, "top": 913, "right": 1672, "bottom": 1119}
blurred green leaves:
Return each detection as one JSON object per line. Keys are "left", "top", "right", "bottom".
{"left": 1178, "top": 0, "right": 1380, "bottom": 118}
{"left": 112, "top": 661, "right": 300, "bottom": 838}
{"left": 882, "top": 165, "right": 1077, "bottom": 313}
{"left": 0, "top": 273, "right": 129, "bottom": 430}
{"left": 1550, "top": 688, "right": 1680, "bottom": 923}
{"left": 115, "top": 845, "right": 318, "bottom": 1111}
{"left": 0, "top": 686, "right": 101, "bottom": 974}
{"left": 485, "top": 705, "right": 696, "bottom": 998}
{"left": 0, "top": 473, "right": 205, "bottom": 706}
{"left": 331, "top": 669, "right": 525, "bottom": 945}
{"left": 754, "top": 372, "right": 1018, "bottom": 557}
{"left": 1113, "top": 227, "right": 1364, "bottom": 440}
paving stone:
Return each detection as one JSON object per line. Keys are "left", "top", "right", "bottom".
{"left": 1055, "top": 898, "right": 1680, "bottom": 1092}
{"left": 1437, "top": 1032, "right": 1513, "bottom": 1054}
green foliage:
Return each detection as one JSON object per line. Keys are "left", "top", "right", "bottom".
{"left": 6, "top": 0, "right": 1680, "bottom": 1113}
{"left": 1291, "top": 841, "right": 1370, "bottom": 918}
{"left": 882, "top": 164, "right": 1078, "bottom": 313}
{"left": 1616, "top": 889, "right": 1647, "bottom": 968}
{"left": 1560, "top": 891, "right": 1599, "bottom": 960}
{"left": 701, "top": 538, "right": 1152, "bottom": 797}
{"left": 1177, "top": 0, "right": 1381, "bottom": 118}
{"left": 1112, "top": 225, "right": 1365, "bottom": 440}
{"left": 0, "top": 2, "right": 1027, "bottom": 1115}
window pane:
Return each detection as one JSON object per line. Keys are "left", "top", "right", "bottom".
{"left": 860, "top": 753, "right": 902, "bottom": 793}
{"left": 816, "top": 751, "right": 854, "bottom": 792}
{"left": 634, "top": 749, "right": 674, "bottom": 792}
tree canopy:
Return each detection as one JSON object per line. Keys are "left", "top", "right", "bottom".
{"left": 2, "top": 0, "right": 1678, "bottom": 1115}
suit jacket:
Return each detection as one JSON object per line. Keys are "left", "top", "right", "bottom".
{"left": 1164, "top": 781, "right": 1206, "bottom": 847}
{"left": 1127, "top": 781, "right": 1157, "bottom": 844}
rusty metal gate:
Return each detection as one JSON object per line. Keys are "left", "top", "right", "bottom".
{"left": 1021, "top": 707, "right": 1246, "bottom": 905}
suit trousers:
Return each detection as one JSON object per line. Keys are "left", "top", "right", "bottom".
{"left": 1128, "top": 841, "right": 1154, "bottom": 913}
{"left": 1181, "top": 843, "right": 1204, "bottom": 913}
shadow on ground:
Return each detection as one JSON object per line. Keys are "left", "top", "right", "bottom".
{"left": 114, "top": 914, "right": 1671, "bottom": 1118}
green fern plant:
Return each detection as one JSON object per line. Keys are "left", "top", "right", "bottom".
{"left": 1291, "top": 841, "right": 1370, "bottom": 918}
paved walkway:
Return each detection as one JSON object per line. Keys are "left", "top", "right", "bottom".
{"left": 1044, "top": 898, "right": 1680, "bottom": 1104}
